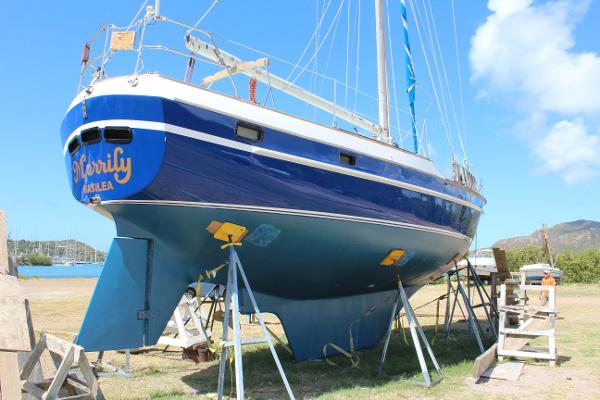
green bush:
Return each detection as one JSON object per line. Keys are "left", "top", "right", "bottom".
{"left": 504, "top": 246, "right": 600, "bottom": 283}
{"left": 17, "top": 253, "right": 53, "bottom": 266}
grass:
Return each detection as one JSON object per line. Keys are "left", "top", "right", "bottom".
{"left": 22, "top": 281, "right": 600, "bottom": 399}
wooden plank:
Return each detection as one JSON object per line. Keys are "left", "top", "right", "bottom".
{"left": 502, "top": 314, "right": 549, "bottom": 351}
{"left": 473, "top": 343, "right": 497, "bottom": 378}
{"left": 78, "top": 351, "right": 105, "bottom": 400}
{"left": 46, "top": 334, "right": 82, "bottom": 361}
{"left": 0, "top": 210, "right": 8, "bottom": 274}
{"left": 0, "top": 352, "right": 21, "bottom": 400}
{"left": 20, "top": 335, "right": 46, "bottom": 381}
{"left": 0, "top": 274, "right": 31, "bottom": 352}
{"left": 481, "top": 361, "right": 524, "bottom": 381}
{"left": 497, "top": 348, "right": 556, "bottom": 360}
{"left": 44, "top": 346, "right": 75, "bottom": 399}
{"left": 492, "top": 248, "right": 511, "bottom": 280}
{"left": 202, "top": 58, "right": 269, "bottom": 86}
{"left": 22, "top": 379, "right": 47, "bottom": 398}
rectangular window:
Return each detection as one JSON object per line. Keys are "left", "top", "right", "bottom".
{"left": 235, "top": 122, "right": 263, "bottom": 143}
{"left": 339, "top": 152, "right": 356, "bottom": 166}
{"left": 81, "top": 127, "right": 101, "bottom": 145}
{"left": 68, "top": 137, "right": 80, "bottom": 156}
{"left": 104, "top": 127, "right": 132, "bottom": 144}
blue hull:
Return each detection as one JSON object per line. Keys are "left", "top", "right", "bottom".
{"left": 77, "top": 202, "right": 459, "bottom": 361}
{"left": 61, "top": 86, "right": 483, "bottom": 361}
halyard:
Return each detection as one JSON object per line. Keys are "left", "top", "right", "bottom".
{"left": 21, "top": 279, "right": 600, "bottom": 399}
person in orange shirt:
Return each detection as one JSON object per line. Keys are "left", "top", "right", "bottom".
{"left": 540, "top": 269, "right": 556, "bottom": 305}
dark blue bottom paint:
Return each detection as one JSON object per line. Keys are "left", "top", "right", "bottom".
{"left": 76, "top": 202, "right": 468, "bottom": 361}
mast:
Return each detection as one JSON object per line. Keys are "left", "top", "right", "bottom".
{"left": 374, "top": 0, "right": 391, "bottom": 144}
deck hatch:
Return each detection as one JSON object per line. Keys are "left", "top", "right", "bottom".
{"left": 104, "top": 127, "right": 133, "bottom": 144}
{"left": 235, "top": 122, "right": 263, "bottom": 143}
{"left": 68, "top": 137, "right": 80, "bottom": 156}
{"left": 81, "top": 127, "right": 101, "bottom": 145}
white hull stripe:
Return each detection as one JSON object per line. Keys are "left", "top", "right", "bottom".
{"left": 66, "top": 119, "right": 482, "bottom": 212}
{"left": 100, "top": 199, "right": 473, "bottom": 242}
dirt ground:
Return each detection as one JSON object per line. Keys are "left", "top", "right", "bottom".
{"left": 19, "top": 279, "right": 600, "bottom": 399}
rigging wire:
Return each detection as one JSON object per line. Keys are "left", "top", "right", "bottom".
{"left": 285, "top": 0, "right": 333, "bottom": 80}
{"left": 353, "top": 0, "right": 361, "bottom": 112}
{"left": 450, "top": 0, "right": 469, "bottom": 164}
{"left": 406, "top": 0, "right": 455, "bottom": 156}
{"left": 386, "top": 0, "right": 404, "bottom": 147}
{"left": 315, "top": 0, "right": 346, "bottom": 94}
{"left": 127, "top": 1, "right": 148, "bottom": 30}
{"left": 344, "top": 0, "right": 351, "bottom": 108}
{"left": 419, "top": 0, "right": 455, "bottom": 158}
{"left": 187, "top": 0, "right": 220, "bottom": 35}
{"left": 289, "top": 0, "right": 346, "bottom": 85}
{"left": 425, "top": 0, "right": 467, "bottom": 162}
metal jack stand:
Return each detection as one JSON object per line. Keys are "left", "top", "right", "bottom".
{"left": 216, "top": 242, "right": 295, "bottom": 400}
{"left": 94, "top": 349, "right": 131, "bottom": 378}
{"left": 378, "top": 269, "right": 441, "bottom": 387}
{"left": 444, "top": 260, "right": 498, "bottom": 354}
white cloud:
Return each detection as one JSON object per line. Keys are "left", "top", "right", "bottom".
{"left": 470, "top": 0, "right": 600, "bottom": 183}
{"left": 534, "top": 119, "right": 600, "bottom": 183}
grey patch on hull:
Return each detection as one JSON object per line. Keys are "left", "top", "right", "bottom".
{"left": 245, "top": 224, "right": 281, "bottom": 247}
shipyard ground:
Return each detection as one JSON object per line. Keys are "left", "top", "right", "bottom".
{"left": 21, "top": 279, "right": 600, "bottom": 400}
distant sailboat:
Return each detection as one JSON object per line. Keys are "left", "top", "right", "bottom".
{"left": 61, "top": 0, "right": 484, "bottom": 361}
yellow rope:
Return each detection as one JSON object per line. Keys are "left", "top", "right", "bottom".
{"left": 431, "top": 298, "right": 441, "bottom": 347}
{"left": 265, "top": 325, "right": 293, "bottom": 356}
{"left": 322, "top": 306, "right": 377, "bottom": 368}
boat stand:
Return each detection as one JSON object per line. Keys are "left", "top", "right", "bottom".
{"left": 444, "top": 261, "right": 498, "bottom": 353}
{"left": 216, "top": 242, "right": 295, "bottom": 400}
{"left": 378, "top": 269, "right": 441, "bottom": 387}
{"left": 93, "top": 349, "right": 131, "bottom": 378}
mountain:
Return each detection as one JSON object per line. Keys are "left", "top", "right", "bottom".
{"left": 494, "top": 220, "right": 600, "bottom": 253}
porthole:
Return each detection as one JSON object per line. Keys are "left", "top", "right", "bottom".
{"left": 235, "top": 122, "right": 263, "bottom": 143}
{"left": 81, "top": 127, "right": 101, "bottom": 145}
{"left": 104, "top": 127, "right": 132, "bottom": 144}
{"left": 339, "top": 152, "right": 356, "bottom": 166}
{"left": 68, "top": 137, "right": 80, "bottom": 156}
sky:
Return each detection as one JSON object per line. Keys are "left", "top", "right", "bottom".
{"left": 1, "top": 0, "right": 599, "bottom": 252}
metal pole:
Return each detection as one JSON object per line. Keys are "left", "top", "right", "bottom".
{"left": 229, "top": 247, "right": 244, "bottom": 399}
{"left": 374, "top": 0, "right": 390, "bottom": 143}
{"left": 378, "top": 292, "right": 400, "bottom": 375}
{"left": 216, "top": 263, "right": 233, "bottom": 400}
{"left": 233, "top": 250, "right": 296, "bottom": 399}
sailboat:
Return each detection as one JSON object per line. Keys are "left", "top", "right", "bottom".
{"left": 61, "top": 0, "right": 484, "bottom": 361}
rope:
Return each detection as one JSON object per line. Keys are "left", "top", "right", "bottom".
{"left": 265, "top": 325, "right": 293, "bottom": 356}
{"left": 431, "top": 297, "right": 441, "bottom": 346}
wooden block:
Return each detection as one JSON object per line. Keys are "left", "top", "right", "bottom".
{"left": 0, "top": 274, "right": 31, "bottom": 352}
{"left": 473, "top": 343, "right": 497, "bottom": 378}
{"left": 110, "top": 31, "right": 136, "bottom": 51}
